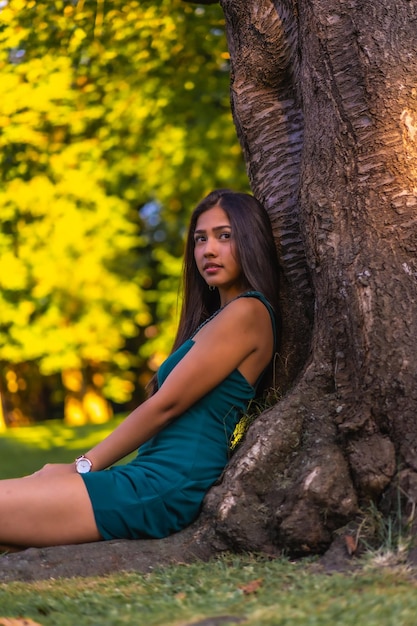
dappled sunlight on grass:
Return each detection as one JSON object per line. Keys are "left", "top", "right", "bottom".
{"left": 0, "top": 416, "right": 130, "bottom": 478}
{"left": 4, "top": 418, "right": 124, "bottom": 451}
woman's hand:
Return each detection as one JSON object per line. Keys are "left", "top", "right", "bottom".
{"left": 29, "top": 463, "right": 77, "bottom": 478}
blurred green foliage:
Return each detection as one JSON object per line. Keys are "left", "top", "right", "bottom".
{"left": 0, "top": 0, "right": 249, "bottom": 424}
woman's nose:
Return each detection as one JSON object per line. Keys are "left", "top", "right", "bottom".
{"left": 203, "top": 236, "right": 218, "bottom": 256}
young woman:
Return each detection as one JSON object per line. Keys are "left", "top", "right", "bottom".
{"left": 0, "top": 189, "right": 281, "bottom": 548}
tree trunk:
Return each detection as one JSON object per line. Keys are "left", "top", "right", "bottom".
{"left": 3, "top": 0, "right": 417, "bottom": 581}
{"left": 193, "top": 0, "right": 417, "bottom": 555}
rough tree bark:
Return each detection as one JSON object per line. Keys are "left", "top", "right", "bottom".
{"left": 193, "top": 0, "right": 417, "bottom": 556}
{"left": 2, "top": 0, "right": 417, "bottom": 581}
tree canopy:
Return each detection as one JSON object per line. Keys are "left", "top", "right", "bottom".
{"left": 0, "top": 0, "right": 249, "bottom": 425}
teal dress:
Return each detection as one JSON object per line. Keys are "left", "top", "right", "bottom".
{"left": 81, "top": 291, "right": 276, "bottom": 540}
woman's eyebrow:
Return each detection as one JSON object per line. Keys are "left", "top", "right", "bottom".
{"left": 194, "top": 225, "right": 231, "bottom": 233}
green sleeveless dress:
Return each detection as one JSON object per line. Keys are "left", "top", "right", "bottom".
{"left": 81, "top": 291, "right": 276, "bottom": 540}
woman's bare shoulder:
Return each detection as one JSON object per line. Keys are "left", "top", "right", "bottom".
{"left": 223, "top": 294, "right": 271, "bottom": 321}
{"left": 198, "top": 295, "right": 271, "bottom": 341}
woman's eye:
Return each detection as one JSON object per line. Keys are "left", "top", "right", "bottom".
{"left": 194, "top": 235, "right": 205, "bottom": 243}
{"left": 219, "top": 232, "right": 231, "bottom": 240}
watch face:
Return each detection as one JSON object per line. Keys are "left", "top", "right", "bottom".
{"left": 76, "top": 458, "right": 92, "bottom": 473}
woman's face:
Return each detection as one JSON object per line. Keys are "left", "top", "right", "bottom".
{"left": 193, "top": 205, "right": 244, "bottom": 304}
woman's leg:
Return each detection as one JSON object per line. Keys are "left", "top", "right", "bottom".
{"left": 0, "top": 473, "right": 102, "bottom": 547}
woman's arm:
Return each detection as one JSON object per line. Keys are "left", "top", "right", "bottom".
{"left": 80, "top": 297, "right": 273, "bottom": 471}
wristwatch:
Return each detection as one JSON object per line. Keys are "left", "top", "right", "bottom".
{"left": 75, "top": 455, "right": 93, "bottom": 474}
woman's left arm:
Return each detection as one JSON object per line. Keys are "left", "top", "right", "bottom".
{"left": 37, "top": 298, "right": 272, "bottom": 475}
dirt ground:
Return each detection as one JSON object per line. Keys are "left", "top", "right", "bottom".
{"left": 0, "top": 530, "right": 401, "bottom": 583}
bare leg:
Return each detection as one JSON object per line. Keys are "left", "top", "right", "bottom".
{"left": 0, "top": 474, "right": 102, "bottom": 547}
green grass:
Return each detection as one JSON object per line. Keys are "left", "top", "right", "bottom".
{"left": 1, "top": 421, "right": 417, "bottom": 625}
{"left": 0, "top": 417, "right": 132, "bottom": 478}
{"left": 1, "top": 556, "right": 417, "bottom": 625}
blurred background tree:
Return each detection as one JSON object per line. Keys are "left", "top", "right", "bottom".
{"left": 0, "top": 0, "right": 249, "bottom": 428}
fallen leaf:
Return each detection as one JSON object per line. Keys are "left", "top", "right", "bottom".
{"left": 344, "top": 534, "right": 358, "bottom": 555}
{"left": 175, "top": 592, "right": 187, "bottom": 601}
{"left": 238, "top": 578, "right": 263, "bottom": 595}
{"left": 0, "top": 620, "right": 43, "bottom": 626}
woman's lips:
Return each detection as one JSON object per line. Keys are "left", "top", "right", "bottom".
{"left": 204, "top": 264, "right": 222, "bottom": 274}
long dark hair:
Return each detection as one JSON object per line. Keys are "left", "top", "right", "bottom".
{"left": 168, "top": 189, "right": 281, "bottom": 393}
